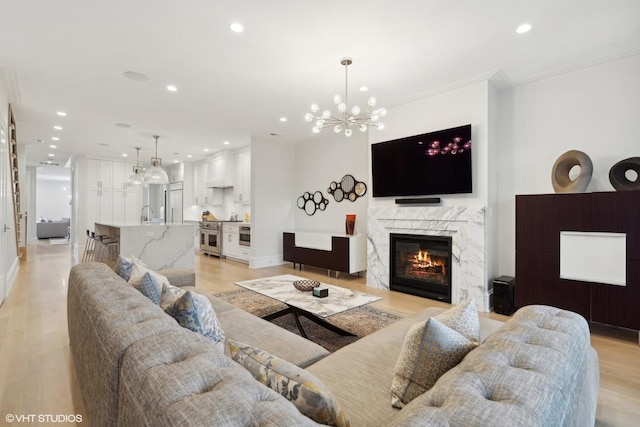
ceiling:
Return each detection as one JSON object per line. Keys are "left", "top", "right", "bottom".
{"left": 1, "top": 1, "right": 639, "bottom": 169}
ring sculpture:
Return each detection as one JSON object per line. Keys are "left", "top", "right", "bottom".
{"left": 551, "top": 150, "right": 593, "bottom": 193}
{"left": 609, "top": 157, "right": 640, "bottom": 191}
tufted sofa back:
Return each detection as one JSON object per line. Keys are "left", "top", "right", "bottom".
{"left": 391, "top": 305, "right": 600, "bottom": 427}
{"left": 68, "top": 263, "right": 317, "bottom": 427}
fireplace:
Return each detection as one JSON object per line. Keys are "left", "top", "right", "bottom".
{"left": 389, "top": 233, "right": 452, "bottom": 303}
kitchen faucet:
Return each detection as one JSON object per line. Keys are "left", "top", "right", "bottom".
{"left": 140, "top": 205, "right": 154, "bottom": 224}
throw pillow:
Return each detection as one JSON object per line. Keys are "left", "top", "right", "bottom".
{"left": 160, "top": 282, "right": 187, "bottom": 310}
{"left": 128, "top": 261, "right": 168, "bottom": 301}
{"left": 228, "top": 340, "right": 350, "bottom": 427}
{"left": 114, "top": 255, "right": 134, "bottom": 281}
{"left": 164, "top": 291, "right": 225, "bottom": 345}
{"left": 391, "top": 317, "right": 478, "bottom": 408}
{"left": 434, "top": 298, "right": 480, "bottom": 344}
{"left": 130, "top": 271, "right": 162, "bottom": 305}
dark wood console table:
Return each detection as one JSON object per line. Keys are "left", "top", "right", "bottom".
{"left": 283, "top": 232, "right": 366, "bottom": 275}
{"left": 516, "top": 191, "right": 640, "bottom": 331}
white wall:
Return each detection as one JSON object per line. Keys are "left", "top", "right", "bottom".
{"left": 250, "top": 137, "right": 296, "bottom": 268}
{"left": 497, "top": 53, "right": 640, "bottom": 276}
{"left": 294, "top": 132, "right": 369, "bottom": 235}
{"left": 36, "top": 178, "right": 71, "bottom": 221}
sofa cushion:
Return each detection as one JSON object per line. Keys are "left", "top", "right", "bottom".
{"left": 216, "top": 306, "right": 329, "bottom": 368}
{"left": 391, "top": 317, "right": 478, "bottom": 408}
{"left": 164, "top": 291, "right": 225, "bottom": 347}
{"left": 130, "top": 272, "right": 162, "bottom": 305}
{"left": 160, "top": 282, "right": 187, "bottom": 309}
{"left": 228, "top": 340, "right": 349, "bottom": 427}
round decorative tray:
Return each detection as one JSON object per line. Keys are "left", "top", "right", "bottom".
{"left": 293, "top": 280, "right": 321, "bottom": 292}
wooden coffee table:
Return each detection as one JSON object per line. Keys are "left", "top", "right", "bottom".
{"left": 234, "top": 274, "right": 381, "bottom": 338}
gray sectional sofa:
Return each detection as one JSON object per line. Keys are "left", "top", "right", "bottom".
{"left": 68, "top": 262, "right": 599, "bottom": 426}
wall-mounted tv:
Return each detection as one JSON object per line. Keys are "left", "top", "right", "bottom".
{"left": 371, "top": 124, "right": 472, "bottom": 197}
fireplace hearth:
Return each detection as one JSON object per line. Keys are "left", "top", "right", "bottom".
{"left": 390, "top": 233, "right": 452, "bottom": 303}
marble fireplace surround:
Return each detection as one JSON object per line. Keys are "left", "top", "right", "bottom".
{"left": 367, "top": 205, "right": 489, "bottom": 312}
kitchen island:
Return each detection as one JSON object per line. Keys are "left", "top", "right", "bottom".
{"left": 95, "top": 222, "right": 196, "bottom": 270}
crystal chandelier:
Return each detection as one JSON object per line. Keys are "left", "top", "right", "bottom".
{"left": 144, "top": 135, "right": 169, "bottom": 185}
{"left": 127, "top": 147, "right": 144, "bottom": 186}
{"left": 305, "top": 57, "right": 387, "bottom": 137}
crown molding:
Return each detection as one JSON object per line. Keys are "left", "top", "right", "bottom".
{"left": 389, "top": 69, "right": 511, "bottom": 108}
{"left": 0, "top": 66, "right": 22, "bottom": 103}
{"left": 509, "top": 46, "right": 640, "bottom": 87}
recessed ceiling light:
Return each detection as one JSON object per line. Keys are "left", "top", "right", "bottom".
{"left": 50, "top": 144, "right": 57, "bottom": 148}
{"left": 122, "top": 153, "right": 128, "bottom": 157}
{"left": 115, "top": 123, "right": 131, "bottom": 128}
{"left": 516, "top": 23, "right": 532, "bottom": 34}
{"left": 124, "top": 71, "right": 149, "bottom": 82}
{"left": 280, "top": 117, "right": 287, "bottom": 122}
{"left": 187, "top": 154, "right": 193, "bottom": 158}
{"left": 54, "top": 125, "right": 63, "bottom": 130}
{"left": 223, "top": 141, "right": 230, "bottom": 145}
{"left": 230, "top": 22, "right": 244, "bottom": 33}
{"left": 166, "top": 85, "right": 178, "bottom": 92}
{"left": 51, "top": 136, "right": 60, "bottom": 141}
{"left": 48, "top": 153, "right": 55, "bottom": 157}
{"left": 46, "top": 161, "right": 53, "bottom": 164}
{"left": 173, "top": 159, "right": 180, "bottom": 163}
{"left": 360, "top": 86, "right": 368, "bottom": 92}
{"left": 204, "top": 148, "right": 210, "bottom": 152}
{"left": 57, "top": 111, "right": 67, "bottom": 116}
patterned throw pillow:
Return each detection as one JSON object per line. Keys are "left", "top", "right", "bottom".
{"left": 114, "top": 255, "right": 135, "bottom": 281}
{"left": 130, "top": 272, "right": 162, "bottom": 305}
{"left": 160, "top": 282, "right": 186, "bottom": 309}
{"left": 228, "top": 340, "right": 350, "bottom": 427}
{"left": 434, "top": 298, "right": 480, "bottom": 344}
{"left": 164, "top": 291, "right": 225, "bottom": 345}
{"left": 128, "top": 261, "right": 168, "bottom": 301}
{"left": 391, "top": 318, "right": 478, "bottom": 408}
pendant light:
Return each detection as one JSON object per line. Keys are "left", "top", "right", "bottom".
{"left": 127, "top": 147, "right": 144, "bottom": 186}
{"left": 144, "top": 135, "right": 169, "bottom": 185}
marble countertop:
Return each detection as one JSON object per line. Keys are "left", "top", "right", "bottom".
{"left": 96, "top": 222, "right": 196, "bottom": 228}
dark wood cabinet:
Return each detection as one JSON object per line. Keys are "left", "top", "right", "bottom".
{"left": 516, "top": 192, "right": 640, "bottom": 330}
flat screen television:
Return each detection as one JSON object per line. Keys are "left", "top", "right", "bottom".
{"left": 371, "top": 124, "right": 472, "bottom": 197}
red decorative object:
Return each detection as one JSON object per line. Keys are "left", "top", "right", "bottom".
{"left": 345, "top": 214, "right": 356, "bottom": 235}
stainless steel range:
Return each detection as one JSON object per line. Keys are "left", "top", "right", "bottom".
{"left": 199, "top": 221, "right": 222, "bottom": 256}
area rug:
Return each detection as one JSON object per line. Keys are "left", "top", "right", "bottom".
{"left": 214, "top": 289, "right": 404, "bottom": 352}
{"left": 49, "top": 238, "right": 69, "bottom": 245}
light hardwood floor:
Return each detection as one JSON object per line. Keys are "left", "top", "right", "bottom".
{"left": 0, "top": 243, "right": 638, "bottom": 426}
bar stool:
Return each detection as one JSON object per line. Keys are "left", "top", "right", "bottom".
{"left": 95, "top": 234, "right": 119, "bottom": 264}
{"left": 82, "top": 230, "right": 97, "bottom": 262}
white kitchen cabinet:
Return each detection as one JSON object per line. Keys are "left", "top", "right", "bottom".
{"left": 222, "top": 223, "right": 248, "bottom": 262}
{"left": 112, "top": 161, "right": 138, "bottom": 190}
{"left": 86, "top": 188, "right": 112, "bottom": 234}
{"left": 193, "top": 161, "right": 209, "bottom": 204}
{"left": 167, "top": 163, "right": 184, "bottom": 183}
{"left": 234, "top": 148, "right": 251, "bottom": 204}
{"left": 86, "top": 159, "right": 113, "bottom": 189}
{"left": 112, "top": 188, "right": 142, "bottom": 223}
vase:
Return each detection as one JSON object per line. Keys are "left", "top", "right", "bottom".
{"left": 345, "top": 214, "right": 356, "bottom": 235}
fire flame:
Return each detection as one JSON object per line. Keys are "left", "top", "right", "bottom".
{"left": 413, "top": 249, "right": 445, "bottom": 272}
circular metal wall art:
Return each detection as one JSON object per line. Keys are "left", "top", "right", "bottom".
{"left": 551, "top": 150, "right": 593, "bottom": 193}
{"left": 328, "top": 174, "right": 367, "bottom": 202}
{"left": 609, "top": 157, "right": 640, "bottom": 191}
{"left": 297, "top": 191, "right": 329, "bottom": 216}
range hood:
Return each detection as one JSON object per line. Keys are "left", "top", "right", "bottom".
{"left": 205, "top": 180, "right": 234, "bottom": 189}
